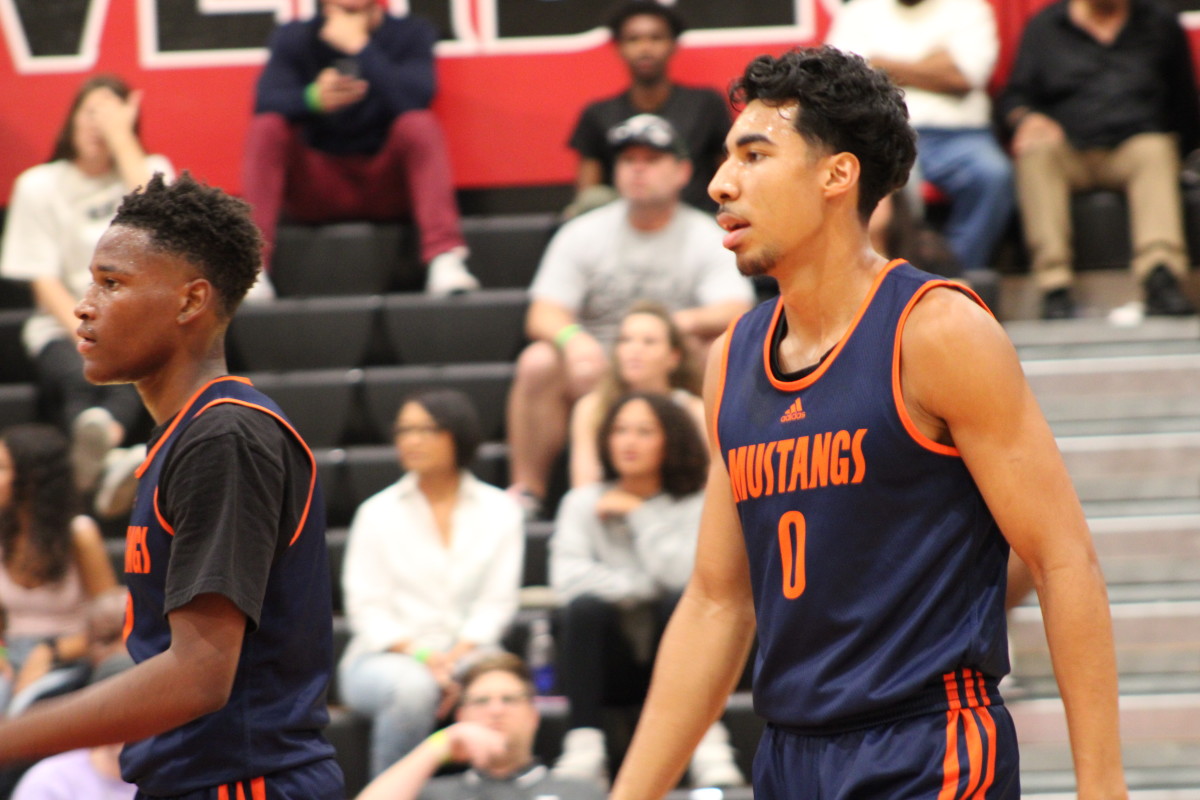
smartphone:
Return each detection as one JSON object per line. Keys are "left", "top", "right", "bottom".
{"left": 333, "top": 57, "right": 360, "bottom": 79}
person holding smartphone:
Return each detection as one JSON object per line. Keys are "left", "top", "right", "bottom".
{"left": 245, "top": 0, "right": 479, "bottom": 296}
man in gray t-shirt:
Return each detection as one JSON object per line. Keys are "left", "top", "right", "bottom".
{"left": 509, "top": 114, "right": 754, "bottom": 511}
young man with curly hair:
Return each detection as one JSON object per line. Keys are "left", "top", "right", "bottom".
{"left": 609, "top": 47, "right": 1126, "bottom": 799}
{"left": 0, "top": 173, "right": 343, "bottom": 799}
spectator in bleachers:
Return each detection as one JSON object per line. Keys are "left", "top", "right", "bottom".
{"left": 565, "top": 1, "right": 729, "bottom": 216}
{"left": 9, "top": 588, "right": 135, "bottom": 799}
{"left": 0, "top": 75, "right": 171, "bottom": 494}
{"left": 244, "top": 0, "right": 478, "bottom": 295}
{"left": 998, "top": 0, "right": 1199, "bottom": 319}
{"left": 549, "top": 393, "right": 743, "bottom": 789}
{"left": 0, "top": 425, "right": 118, "bottom": 716}
{"left": 356, "top": 652, "right": 604, "bottom": 800}
{"left": 508, "top": 114, "right": 754, "bottom": 517}
{"left": 339, "top": 390, "right": 524, "bottom": 778}
{"left": 569, "top": 301, "right": 704, "bottom": 489}
{"left": 826, "top": 0, "right": 1013, "bottom": 276}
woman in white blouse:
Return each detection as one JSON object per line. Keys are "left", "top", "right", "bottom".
{"left": 339, "top": 390, "right": 524, "bottom": 778}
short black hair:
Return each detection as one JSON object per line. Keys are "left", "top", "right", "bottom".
{"left": 730, "top": 46, "right": 916, "bottom": 220}
{"left": 111, "top": 172, "right": 262, "bottom": 317}
{"left": 402, "top": 389, "right": 483, "bottom": 470}
{"left": 607, "top": 1, "right": 684, "bottom": 40}
{"left": 598, "top": 391, "right": 707, "bottom": 498}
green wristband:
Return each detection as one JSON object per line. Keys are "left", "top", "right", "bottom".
{"left": 304, "top": 82, "right": 323, "bottom": 113}
{"left": 411, "top": 645, "right": 433, "bottom": 664}
{"left": 554, "top": 323, "right": 582, "bottom": 349}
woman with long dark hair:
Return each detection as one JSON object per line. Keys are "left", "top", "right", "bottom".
{"left": 0, "top": 424, "right": 118, "bottom": 715}
{"left": 550, "top": 392, "right": 743, "bottom": 789}
{"left": 0, "top": 75, "right": 173, "bottom": 495}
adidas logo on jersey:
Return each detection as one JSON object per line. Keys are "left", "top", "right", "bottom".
{"left": 780, "top": 397, "right": 806, "bottom": 422}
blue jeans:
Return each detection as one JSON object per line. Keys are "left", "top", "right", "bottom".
{"left": 338, "top": 652, "right": 440, "bottom": 778}
{"left": 916, "top": 128, "right": 1014, "bottom": 272}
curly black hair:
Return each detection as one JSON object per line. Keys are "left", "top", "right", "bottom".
{"left": 598, "top": 391, "right": 707, "bottom": 498}
{"left": 730, "top": 46, "right": 916, "bottom": 220}
{"left": 0, "top": 425, "right": 79, "bottom": 584}
{"left": 607, "top": 0, "right": 684, "bottom": 41}
{"left": 111, "top": 172, "right": 262, "bottom": 318}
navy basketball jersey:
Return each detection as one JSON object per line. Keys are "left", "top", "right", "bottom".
{"left": 715, "top": 260, "right": 1010, "bottom": 732}
{"left": 120, "top": 376, "right": 336, "bottom": 795}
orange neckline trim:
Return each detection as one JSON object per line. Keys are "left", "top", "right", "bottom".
{"left": 134, "top": 376, "right": 254, "bottom": 480}
{"left": 762, "top": 259, "right": 904, "bottom": 392}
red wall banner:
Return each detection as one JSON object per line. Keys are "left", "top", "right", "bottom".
{"left": 1, "top": 0, "right": 1197, "bottom": 203}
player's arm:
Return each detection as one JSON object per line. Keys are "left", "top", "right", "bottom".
{"left": 610, "top": 332, "right": 757, "bottom": 800}
{"left": 901, "top": 289, "right": 1127, "bottom": 799}
{"left": 0, "top": 592, "right": 245, "bottom": 763}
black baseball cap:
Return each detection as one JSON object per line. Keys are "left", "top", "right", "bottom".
{"left": 607, "top": 114, "right": 689, "bottom": 159}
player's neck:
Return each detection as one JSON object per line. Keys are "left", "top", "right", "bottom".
{"left": 136, "top": 351, "right": 230, "bottom": 425}
{"left": 628, "top": 79, "right": 672, "bottom": 112}
{"left": 773, "top": 234, "right": 886, "bottom": 370}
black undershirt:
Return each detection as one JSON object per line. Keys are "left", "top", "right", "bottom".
{"left": 769, "top": 312, "right": 834, "bottom": 382}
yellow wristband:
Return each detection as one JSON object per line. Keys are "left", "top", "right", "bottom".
{"left": 304, "top": 82, "right": 323, "bottom": 113}
{"left": 554, "top": 323, "right": 581, "bottom": 349}
{"left": 427, "top": 729, "right": 452, "bottom": 763}
{"left": 411, "top": 645, "right": 433, "bottom": 664}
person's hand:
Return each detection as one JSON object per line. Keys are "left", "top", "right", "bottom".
{"left": 13, "top": 642, "right": 54, "bottom": 693}
{"left": 445, "top": 721, "right": 509, "bottom": 769}
{"left": 424, "top": 652, "right": 462, "bottom": 718}
{"left": 1011, "top": 112, "right": 1065, "bottom": 157}
{"left": 313, "top": 67, "right": 368, "bottom": 113}
{"left": 562, "top": 331, "right": 607, "bottom": 398}
{"left": 320, "top": 3, "right": 374, "bottom": 54}
{"left": 595, "top": 488, "right": 645, "bottom": 520}
{"left": 88, "top": 87, "right": 141, "bottom": 148}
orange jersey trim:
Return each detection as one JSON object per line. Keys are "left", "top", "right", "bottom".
{"left": 710, "top": 317, "right": 740, "bottom": 455}
{"left": 891, "top": 281, "right": 992, "bottom": 457}
{"left": 121, "top": 591, "right": 134, "bottom": 645}
{"left": 152, "top": 487, "right": 175, "bottom": 536}
{"left": 193, "top": 397, "right": 317, "bottom": 547}
{"left": 761, "top": 260, "right": 903, "bottom": 392}
{"left": 938, "top": 669, "right": 997, "bottom": 800}
{"left": 135, "top": 376, "right": 254, "bottom": 480}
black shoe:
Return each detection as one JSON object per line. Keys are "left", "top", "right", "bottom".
{"left": 1143, "top": 265, "right": 1196, "bottom": 316}
{"left": 1041, "top": 287, "right": 1076, "bottom": 320}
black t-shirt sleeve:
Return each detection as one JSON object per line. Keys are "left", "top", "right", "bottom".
{"left": 157, "top": 406, "right": 305, "bottom": 629}
{"left": 568, "top": 102, "right": 610, "bottom": 161}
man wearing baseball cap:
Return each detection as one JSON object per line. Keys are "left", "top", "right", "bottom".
{"left": 506, "top": 114, "right": 755, "bottom": 518}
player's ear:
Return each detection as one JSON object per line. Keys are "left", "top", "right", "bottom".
{"left": 823, "top": 151, "right": 861, "bottom": 202}
{"left": 178, "top": 278, "right": 214, "bottom": 324}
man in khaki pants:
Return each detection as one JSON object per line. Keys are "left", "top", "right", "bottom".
{"left": 999, "top": 0, "right": 1199, "bottom": 319}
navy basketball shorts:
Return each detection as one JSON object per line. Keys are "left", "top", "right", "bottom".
{"left": 754, "top": 705, "right": 1018, "bottom": 799}
{"left": 133, "top": 757, "right": 344, "bottom": 800}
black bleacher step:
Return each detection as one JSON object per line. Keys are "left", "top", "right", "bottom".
{"left": 230, "top": 295, "right": 382, "bottom": 372}
{"left": 326, "top": 704, "right": 371, "bottom": 798}
{"left": 0, "top": 309, "right": 34, "bottom": 384}
{"left": 360, "top": 363, "right": 514, "bottom": 442}
{"left": 461, "top": 214, "right": 556, "bottom": 289}
{"left": 273, "top": 221, "right": 421, "bottom": 297}
{"left": 381, "top": 289, "right": 529, "bottom": 365}
{"left": 244, "top": 369, "right": 361, "bottom": 449}
{"left": 0, "top": 383, "right": 36, "bottom": 426}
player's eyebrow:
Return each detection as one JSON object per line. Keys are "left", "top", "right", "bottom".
{"left": 735, "top": 132, "right": 774, "bottom": 149}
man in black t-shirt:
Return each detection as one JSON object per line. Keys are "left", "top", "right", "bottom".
{"left": 566, "top": 1, "right": 729, "bottom": 214}
{"left": 0, "top": 172, "right": 343, "bottom": 800}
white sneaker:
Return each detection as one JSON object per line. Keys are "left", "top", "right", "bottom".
{"left": 95, "top": 444, "right": 147, "bottom": 519}
{"left": 72, "top": 407, "right": 117, "bottom": 493}
{"left": 425, "top": 251, "right": 480, "bottom": 296}
{"left": 689, "top": 721, "right": 745, "bottom": 788}
{"left": 245, "top": 271, "right": 277, "bottom": 303}
{"left": 553, "top": 727, "right": 608, "bottom": 785}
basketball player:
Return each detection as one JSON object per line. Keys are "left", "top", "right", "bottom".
{"left": 0, "top": 173, "right": 344, "bottom": 799}
{"left": 609, "top": 47, "right": 1126, "bottom": 798}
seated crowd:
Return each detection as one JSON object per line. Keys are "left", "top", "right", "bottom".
{"left": 0, "top": 0, "right": 1198, "bottom": 797}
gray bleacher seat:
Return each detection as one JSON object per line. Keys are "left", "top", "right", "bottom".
{"left": 244, "top": 369, "right": 361, "bottom": 449}
{"left": 0, "top": 384, "right": 36, "bottom": 427}
{"left": 339, "top": 445, "right": 399, "bottom": 518}
{"left": 381, "top": 289, "right": 528, "bottom": 365}
{"left": 229, "top": 295, "right": 381, "bottom": 372}
{"left": 272, "top": 222, "right": 421, "bottom": 297}
{"left": 522, "top": 520, "right": 553, "bottom": 588}
{"left": 461, "top": 214, "right": 556, "bottom": 289}
{"left": 0, "top": 310, "right": 34, "bottom": 384}
{"left": 360, "top": 363, "right": 514, "bottom": 442}
{"left": 0, "top": 278, "right": 32, "bottom": 310}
